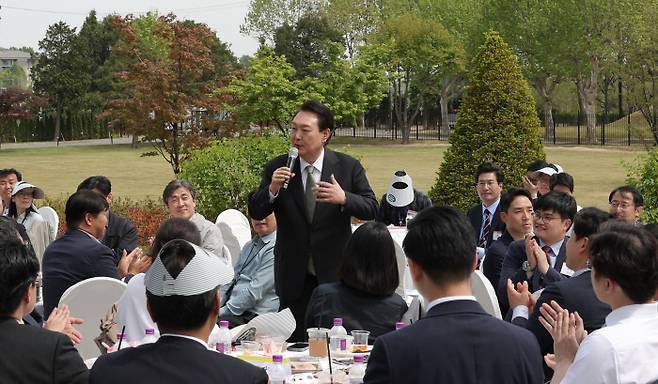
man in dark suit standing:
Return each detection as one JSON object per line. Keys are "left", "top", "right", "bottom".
{"left": 42, "top": 190, "right": 148, "bottom": 318}
{"left": 507, "top": 208, "right": 612, "bottom": 377}
{"left": 499, "top": 192, "right": 577, "bottom": 305}
{"left": 90, "top": 240, "right": 267, "bottom": 384}
{"left": 249, "top": 100, "right": 378, "bottom": 340}
{"left": 0, "top": 238, "right": 88, "bottom": 384}
{"left": 467, "top": 163, "right": 505, "bottom": 258}
{"left": 364, "top": 206, "right": 543, "bottom": 384}
{"left": 77, "top": 175, "right": 138, "bottom": 258}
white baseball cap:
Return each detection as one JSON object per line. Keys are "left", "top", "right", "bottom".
{"left": 385, "top": 171, "right": 414, "bottom": 208}
{"left": 536, "top": 163, "right": 564, "bottom": 176}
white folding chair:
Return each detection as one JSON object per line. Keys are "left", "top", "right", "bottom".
{"left": 37, "top": 206, "right": 59, "bottom": 240}
{"left": 393, "top": 241, "right": 408, "bottom": 298}
{"left": 216, "top": 209, "right": 252, "bottom": 267}
{"left": 58, "top": 277, "right": 127, "bottom": 360}
{"left": 470, "top": 270, "right": 502, "bottom": 319}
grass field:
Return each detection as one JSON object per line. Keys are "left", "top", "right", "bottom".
{"left": 0, "top": 139, "right": 646, "bottom": 209}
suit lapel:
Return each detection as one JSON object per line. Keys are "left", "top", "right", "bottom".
{"left": 314, "top": 149, "right": 337, "bottom": 225}
{"left": 554, "top": 241, "right": 567, "bottom": 272}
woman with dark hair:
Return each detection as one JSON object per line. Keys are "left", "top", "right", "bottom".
{"left": 117, "top": 218, "right": 201, "bottom": 343}
{"left": 305, "top": 222, "right": 408, "bottom": 341}
{"left": 8, "top": 182, "right": 53, "bottom": 264}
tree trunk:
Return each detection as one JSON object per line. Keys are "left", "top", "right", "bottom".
{"left": 439, "top": 95, "right": 449, "bottom": 139}
{"left": 53, "top": 101, "right": 63, "bottom": 142}
{"left": 131, "top": 134, "right": 138, "bottom": 148}
{"left": 576, "top": 57, "right": 600, "bottom": 144}
{"left": 172, "top": 122, "right": 180, "bottom": 174}
{"left": 533, "top": 76, "right": 555, "bottom": 142}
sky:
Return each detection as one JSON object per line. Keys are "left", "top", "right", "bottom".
{"left": 0, "top": 0, "right": 260, "bottom": 57}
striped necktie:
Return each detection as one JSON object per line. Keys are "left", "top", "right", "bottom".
{"left": 479, "top": 208, "right": 491, "bottom": 248}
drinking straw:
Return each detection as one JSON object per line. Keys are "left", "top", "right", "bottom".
{"left": 326, "top": 334, "right": 334, "bottom": 384}
{"left": 117, "top": 325, "right": 126, "bottom": 350}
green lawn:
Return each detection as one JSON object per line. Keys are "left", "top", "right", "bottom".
{"left": 0, "top": 139, "right": 645, "bottom": 210}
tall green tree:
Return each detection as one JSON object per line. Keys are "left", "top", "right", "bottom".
{"left": 429, "top": 32, "right": 544, "bottom": 210}
{"left": 321, "top": 0, "right": 383, "bottom": 63}
{"left": 241, "top": 0, "right": 323, "bottom": 44}
{"left": 31, "top": 21, "right": 90, "bottom": 141}
{"left": 0, "top": 88, "right": 47, "bottom": 148}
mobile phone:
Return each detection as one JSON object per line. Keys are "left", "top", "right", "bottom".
{"left": 287, "top": 342, "right": 309, "bottom": 352}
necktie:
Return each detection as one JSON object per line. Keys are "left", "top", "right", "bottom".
{"left": 479, "top": 209, "right": 491, "bottom": 248}
{"left": 542, "top": 245, "right": 552, "bottom": 268}
{"left": 305, "top": 165, "right": 316, "bottom": 222}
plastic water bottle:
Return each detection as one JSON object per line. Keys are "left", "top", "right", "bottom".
{"left": 115, "top": 332, "right": 132, "bottom": 351}
{"left": 140, "top": 328, "right": 158, "bottom": 345}
{"left": 348, "top": 355, "right": 366, "bottom": 384}
{"left": 215, "top": 320, "right": 231, "bottom": 354}
{"left": 329, "top": 317, "right": 347, "bottom": 351}
{"left": 395, "top": 322, "right": 406, "bottom": 330}
{"left": 269, "top": 354, "right": 287, "bottom": 384}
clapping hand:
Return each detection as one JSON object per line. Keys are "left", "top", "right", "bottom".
{"left": 44, "top": 304, "right": 84, "bottom": 344}
{"left": 506, "top": 279, "right": 536, "bottom": 312}
{"left": 538, "top": 301, "right": 586, "bottom": 372}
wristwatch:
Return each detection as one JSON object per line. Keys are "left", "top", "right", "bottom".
{"left": 522, "top": 260, "right": 535, "bottom": 272}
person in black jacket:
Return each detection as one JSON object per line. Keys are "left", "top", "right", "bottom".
{"left": 375, "top": 170, "right": 431, "bottom": 226}
{"left": 78, "top": 175, "right": 138, "bottom": 258}
{"left": 306, "top": 221, "right": 407, "bottom": 341}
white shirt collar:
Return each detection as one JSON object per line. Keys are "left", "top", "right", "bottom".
{"left": 605, "top": 302, "right": 658, "bottom": 327}
{"left": 159, "top": 333, "right": 210, "bottom": 349}
{"left": 77, "top": 228, "right": 102, "bottom": 243}
{"left": 482, "top": 197, "right": 500, "bottom": 215}
{"left": 425, "top": 295, "right": 477, "bottom": 312}
{"left": 299, "top": 147, "right": 324, "bottom": 175}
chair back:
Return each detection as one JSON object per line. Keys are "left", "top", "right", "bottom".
{"left": 393, "top": 241, "right": 408, "bottom": 298}
{"left": 37, "top": 206, "right": 59, "bottom": 240}
{"left": 59, "top": 277, "right": 127, "bottom": 360}
{"left": 470, "top": 270, "right": 502, "bottom": 319}
{"left": 216, "top": 209, "right": 252, "bottom": 267}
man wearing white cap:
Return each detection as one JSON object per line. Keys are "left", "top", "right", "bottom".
{"left": 90, "top": 239, "right": 268, "bottom": 384}
{"left": 376, "top": 171, "right": 432, "bottom": 226}
{"left": 531, "top": 163, "right": 563, "bottom": 199}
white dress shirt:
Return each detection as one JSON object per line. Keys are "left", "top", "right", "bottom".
{"left": 561, "top": 302, "right": 658, "bottom": 384}
{"left": 299, "top": 148, "right": 324, "bottom": 190}
{"left": 425, "top": 295, "right": 477, "bottom": 313}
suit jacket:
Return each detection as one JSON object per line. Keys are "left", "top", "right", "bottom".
{"left": 512, "top": 271, "right": 611, "bottom": 368}
{"left": 0, "top": 316, "right": 88, "bottom": 384}
{"left": 305, "top": 282, "right": 408, "bottom": 342}
{"left": 498, "top": 239, "right": 568, "bottom": 308}
{"left": 483, "top": 231, "right": 514, "bottom": 314}
{"left": 89, "top": 335, "right": 268, "bottom": 384}
{"left": 42, "top": 228, "right": 120, "bottom": 318}
{"left": 103, "top": 210, "right": 138, "bottom": 257}
{"left": 248, "top": 148, "right": 378, "bottom": 301}
{"left": 363, "top": 300, "right": 544, "bottom": 384}
{"left": 467, "top": 203, "right": 504, "bottom": 248}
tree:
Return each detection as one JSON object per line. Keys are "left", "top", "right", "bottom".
{"left": 31, "top": 21, "right": 90, "bottom": 141}
{"left": 241, "top": 0, "right": 323, "bottom": 44}
{"left": 103, "top": 14, "right": 224, "bottom": 174}
{"left": 321, "top": 0, "right": 383, "bottom": 63}
{"left": 0, "top": 88, "right": 47, "bottom": 148}
{"left": 429, "top": 32, "right": 544, "bottom": 210}
{"left": 0, "top": 64, "right": 28, "bottom": 88}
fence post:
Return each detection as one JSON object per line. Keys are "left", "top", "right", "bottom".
{"left": 627, "top": 113, "right": 631, "bottom": 146}
{"left": 601, "top": 120, "right": 606, "bottom": 146}
{"left": 577, "top": 108, "right": 581, "bottom": 145}
{"left": 553, "top": 117, "right": 556, "bottom": 145}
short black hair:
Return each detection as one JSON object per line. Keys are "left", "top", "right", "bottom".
{"left": 534, "top": 191, "right": 577, "bottom": 221}
{"left": 500, "top": 188, "right": 532, "bottom": 213}
{"left": 162, "top": 179, "right": 197, "bottom": 204}
{"left": 146, "top": 240, "right": 217, "bottom": 331}
{"left": 475, "top": 163, "right": 504, "bottom": 184}
{"left": 339, "top": 221, "right": 399, "bottom": 296}
{"left": 298, "top": 100, "right": 334, "bottom": 132}
{"left": 550, "top": 172, "right": 575, "bottom": 193}
{"left": 0, "top": 168, "right": 22, "bottom": 181}
{"left": 77, "top": 176, "right": 112, "bottom": 197}
{"left": 403, "top": 206, "right": 475, "bottom": 285}
{"left": 590, "top": 223, "right": 658, "bottom": 303}
{"left": 608, "top": 186, "right": 644, "bottom": 207}
{"left": 571, "top": 207, "right": 612, "bottom": 239}
{"left": 526, "top": 160, "right": 549, "bottom": 173}
{"left": 150, "top": 218, "right": 202, "bottom": 259}
{"left": 0, "top": 239, "right": 39, "bottom": 315}
{"left": 65, "top": 190, "right": 109, "bottom": 229}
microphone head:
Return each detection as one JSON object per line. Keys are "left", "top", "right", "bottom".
{"left": 288, "top": 147, "right": 299, "bottom": 159}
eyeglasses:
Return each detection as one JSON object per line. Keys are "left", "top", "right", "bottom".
{"left": 533, "top": 212, "right": 560, "bottom": 222}
{"left": 476, "top": 181, "right": 499, "bottom": 188}
{"left": 167, "top": 194, "right": 193, "bottom": 204}
{"left": 609, "top": 201, "right": 633, "bottom": 209}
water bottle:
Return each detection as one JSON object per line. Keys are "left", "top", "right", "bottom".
{"left": 269, "top": 354, "right": 287, "bottom": 384}
{"left": 329, "top": 317, "right": 347, "bottom": 351}
{"left": 140, "top": 328, "right": 158, "bottom": 345}
{"left": 348, "top": 355, "right": 366, "bottom": 384}
{"left": 215, "top": 320, "right": 231, "bottom": 354}
{"left": 395, "top": 322, "right": 406, "bottom": 330}
{"left": 115, "top": 332, "right": 132, "bottom": 351}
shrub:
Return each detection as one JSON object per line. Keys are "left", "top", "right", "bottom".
{"left": 428, "top": 31, "right": 545, "bottom": 211}
{"left": 179, "top": 134, "right": 290, "bottom": 220}
{"left": 625, "top": 149, "right": 658, "bottom": 224}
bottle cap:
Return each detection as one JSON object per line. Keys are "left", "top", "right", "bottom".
{"left": 333, "top": 318, "right": 343, "bottom": 326}
{"left": 145, "top": 328, "right": 155, "bottom": 335}
{"left": 353, "top": 355, "right": 365, "bottom": 363}
{"left": 117, "top": 332, "right": 127, "bottom": 339}
{"left": 272, "top": 354, "right": 283, "bottom": 363}
{"left": 395, "top": 322, "right": 406, "bottom": 330}
{"left": 219, "top": 320, "right": 229, "bottom": 328}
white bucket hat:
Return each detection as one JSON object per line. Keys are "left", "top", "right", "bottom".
{"left": 385, "top": 171, "right": 414, "bottom": 208}
{"left": 11, "top": 181, "right": 45, "bottom": 199}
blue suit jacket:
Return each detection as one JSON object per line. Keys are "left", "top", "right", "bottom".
{"left": 42, "top": 228, "right": 120, "bottom": 318}
{"left": 363, "top": 300, "right": 544, "bottom": 384}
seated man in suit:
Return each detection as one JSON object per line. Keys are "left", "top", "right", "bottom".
{"left": 483, "top": 188, "right": 534, "bottom": 315}
{"left": 499, "top": 191, "right": 577, "bottom": 304}
{"left": 42, "top": 190, "right": 148, "bottom": 318}
{"left": 364, "top": 206, "right": 543, "bottom": 384}
{"left": 467, "top": 163, "right": 505, "bottom": 259}
{"left": 77, "top": 176, "right": 138, "bottom": 258}
{"left": 0, "top": 237, "right": 88, "bottom": 384}
{"left": 90, "top": 239, "right": 267, "bottom": 384}
{"left": 219, "top": 212, "right": 279, "bottom": 327}
{"left": 507, "top": 208, "right": 612, "bottom": 377}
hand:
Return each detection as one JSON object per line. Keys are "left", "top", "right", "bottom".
{"left": 314, "top": 174, "right": 346, "bottom": 205}
{"left": 128, "top": 252, "right": 152, "bottom": 275}
{"left": 507, "top": 279, "right": 532, "bottom": 309}
{"left": 544, "top": 353, "right": 557, "bottom": 369}
{"left": 522, "top": 175, "right": 539, "bottom": 198}
{"left": 552, "top": 310, "right": 580, "bottom": 366}
{"left": 525, "top": 235, "right": 538, "bottom": 270}
{"left": 44, "top": 305, "right": 84, "bottom": 344}
{"left": 534, "top": 245, "right": 550, "bottom": 275}
{"left": 118, "top": 248, "right": 148, "bottom": 278}
{"left": 573, "top": 311, "right": 588, "bottom": 344}
{"left": 539, "top": 300, "right": 585, "bottom": 343}
{"left": 269, "top": 166, "right": 294, "bottom": 195}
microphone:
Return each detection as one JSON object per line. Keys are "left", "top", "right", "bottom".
{"left": 282, "top": 147, "right": 298, "bottom": 190}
